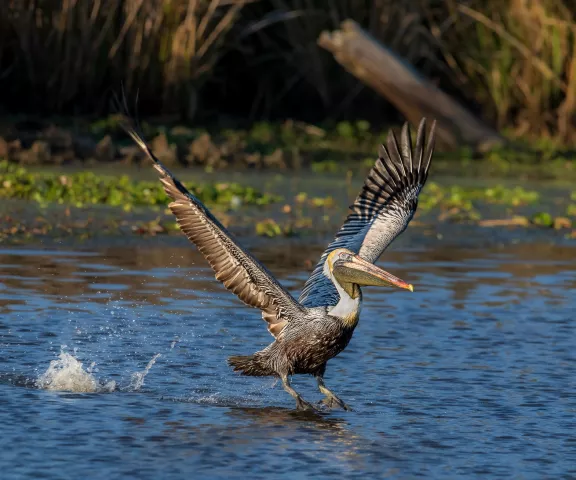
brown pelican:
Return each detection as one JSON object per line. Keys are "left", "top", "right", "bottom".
{"left": 123, "top": 118, "right": 435, "bottom": 411}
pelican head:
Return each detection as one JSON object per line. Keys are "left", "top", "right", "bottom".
{"left": 326, "top": 248, "right": 413, "bottom": 298}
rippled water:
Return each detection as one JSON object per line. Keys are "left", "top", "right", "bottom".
{"left": 1, "top": 233, "right": 576, "bottom": 479}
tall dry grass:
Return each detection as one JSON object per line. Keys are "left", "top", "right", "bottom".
{"left": 0, "top": 0, "right": 247, "bottom": 117}
{"left": 430, "top": 0, "right": 576, "bottom": 141}
{"left": 239, "top": 0, "right": 444, "bottom": 117}
{"left": 0, "top": 0, "right": 574, "bottom": 142}
{"left": 244, "top": 0, "right": 575, "bottom": 141}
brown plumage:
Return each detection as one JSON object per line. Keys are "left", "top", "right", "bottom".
{"left": 122, "top": 117, "right": 436, "bottom": 411}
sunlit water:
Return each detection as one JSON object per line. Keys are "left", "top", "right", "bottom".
{"left": 1, "top": 233, "right": 575, "bottom": 479}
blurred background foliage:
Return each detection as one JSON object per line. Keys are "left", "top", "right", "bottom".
{"left": 0, "top": 0, "right": 574, "bottom": 143}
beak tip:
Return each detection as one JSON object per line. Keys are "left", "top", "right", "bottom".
{"left": 408, "top": 284, "right": 414, "bottom": 292}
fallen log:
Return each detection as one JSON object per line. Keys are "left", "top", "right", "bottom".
{"left": 318, "top": 20, "right": 504, "bottom": 152}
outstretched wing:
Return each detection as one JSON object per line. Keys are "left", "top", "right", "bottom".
{"left": 123, "top": 124, "right": 305, "bottom": 339}
{"left": 299, "top": 118, "right": 436, "bottom": 308}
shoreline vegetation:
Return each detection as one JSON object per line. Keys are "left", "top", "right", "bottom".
{"left": 0, "top": 1, "right": 574, "bottom": 242}
{"left": 0, "top": 0, "right": 574, "bottom": 145}
{"left": 2, "top": 161, "right": 576, "bottom": 244}
{"left": 0, "top": 116, "right": 574, "bottom": 175}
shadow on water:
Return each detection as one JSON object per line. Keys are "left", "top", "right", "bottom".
{"left": 229, "top": 405, "right": 345, "bottom": 424}
{"left": 225, "top": 406, "right": 392, "bottom": 458}
{"left": 143, "top": 404, "right": 404, "bottom": 474}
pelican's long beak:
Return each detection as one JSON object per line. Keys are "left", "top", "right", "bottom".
{"left": 334, "top": 254, "right": 414, "bottom": 292}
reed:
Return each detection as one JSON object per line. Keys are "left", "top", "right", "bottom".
{"left": 0, "top": 0, "right": 247, "bottom": 117}
{"left": 430, "top": 0, "right": 576, "bottom": 141}
{"left": 245, "top": 0, "right": 575, "bottom": 141}
{"left": 239, "top": 0, "right": 442, "bottom": 117}
{"left": 0, "top": 0, "right": 574, "bottom": 142}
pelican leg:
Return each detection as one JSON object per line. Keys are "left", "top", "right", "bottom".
{"left": 316, "top": 375, "right": 352, "bottom": 411}
{"left": 281, "top": 374, "right": 317, "bottom": 411}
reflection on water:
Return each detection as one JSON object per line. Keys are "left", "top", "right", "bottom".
{"left": 0, "top": 239, "right": 575, "bottom": 479}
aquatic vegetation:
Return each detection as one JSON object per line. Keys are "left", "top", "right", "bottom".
{"left": 0, "top": 161, "right": 279, "bottom": 208}
{"left": 311, "top": 160, "right": 339, "bottom": 173}
{"left": 292, "top": 192, "right": 336, "bottom": 209}
{"left": 414, "top": 182, "right": 576, "bottom": 232}
{"left": 254, "top": 214, "right": 315, "bottom": 238}
{"left": 255, "top": 218, "right": 302, "bottom": 238}
{"left": 255, "top": 219, "right": 284, "bottom": 237}
{"left": 438, "top": 207, "right": 481, "bottom": 223}
{"left": 295, "top": 192, "right": 308, "bottom": 204}
{"left": 1, "top": 159, "right": 574, "bottom": 243}
{"left": 530, "top": 212, "right": 572, "bottom": 229}
{"left": 132, "top": 218, "right": 179, "bottom": 235}
{"left": 482, "top": 185, "right": 539, "bottom": 205}
{"left": 310, "top": 196, "right": 335, "bottom": 208}
{"left": 531, "top": 212, "right": 554, "bottom": 228}
{"left": 419, "top": 183, "right": 540, "bottom": 214}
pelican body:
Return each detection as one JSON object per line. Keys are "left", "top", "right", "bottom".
{"left": 123, "top": 118, "right": 436, "bottom": 411}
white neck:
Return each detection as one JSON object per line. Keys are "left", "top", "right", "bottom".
{"left": 324, "top": 262, "right": 362, "bottom": 326}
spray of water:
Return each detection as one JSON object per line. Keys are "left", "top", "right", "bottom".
{"left": 128, "top": 353, "right": 161, "bottom": 391}
{"left": 36, "top": 352, "right": 116, "bottom": 393}
{"left": 36, "top": 348, "right": 163, "bottom": 393}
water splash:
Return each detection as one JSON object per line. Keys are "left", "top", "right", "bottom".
{"left": 36, "top": 352, "right": 116, "bottom": 393}
{"left": 128, "top": 353, "right": 161, "bottom": 391}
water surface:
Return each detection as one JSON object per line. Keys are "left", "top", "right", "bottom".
{"left": 1, "top": 236, "right": 575, "bottom": 478}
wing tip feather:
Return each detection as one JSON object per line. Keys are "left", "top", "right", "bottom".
{"left": 348, "top": 116, "right": 437, "bottom": 222}
{"left": 120, "top": 117, "right": 194, "bottom": 203}
{"left": 378, "top": 117, "right": 436, "bottom": 187}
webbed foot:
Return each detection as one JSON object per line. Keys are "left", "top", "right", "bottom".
{"left": 282, "top": 374, "right": 322, "bottom": 412}
{"left": 320, "top": 394, "right": 352, "bottom": 411}
{"left": 296, "top": 396, "right": 321, "bottom": 412}
{"left": 316, "top": 374, "right": 353, "bottom": 411}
